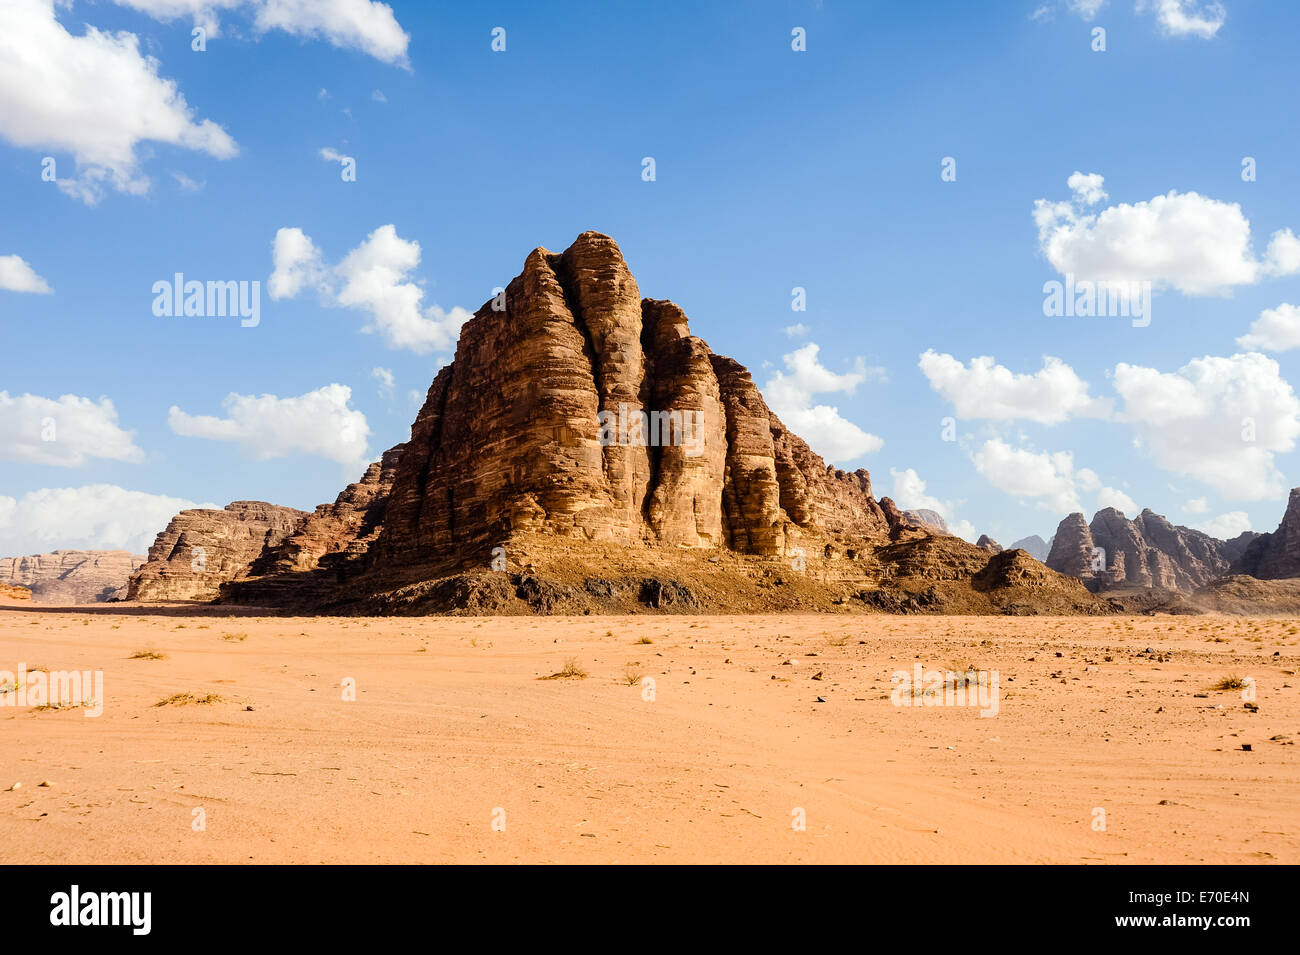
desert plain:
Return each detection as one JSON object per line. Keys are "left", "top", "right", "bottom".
{"left": 1, "top": 603, "right": 1296, "bottom": 864}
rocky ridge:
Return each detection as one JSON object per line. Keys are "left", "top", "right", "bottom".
{"left": 127, "top": 502, "right": 308, "bottom": 601}
{"left": 0, "top": 550, "right": 144, "bottom": 604}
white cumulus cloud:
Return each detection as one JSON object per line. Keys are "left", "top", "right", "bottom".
{"left": 0, "top": 484, "right": 213, "bottom": 555}
{"left": 0, "top": 392, "right": 144, "bottom": 466}
{"left": 1192, "top": 511, "right": 1251, "bottom": 539}
{"left": 888, "top": 467, "right": 976, "bottom": 541}
{"left": 1096, "top": 485, "right": 1137, "bottom": 514}
{"left": 1034, "top": 172, "right": 1299, "bottom": 296}
{"left": 971, "top": 439, "right": 1088, "bottom": 514}
{"left": 0, "top": 254, "right": 52, "bottom": 293}
{"left": 763, "top": 343, "right": 884, "bottom": 464}
{"left": 112, "top": 0, "right": 410, "bottom": 65}
{"left": 1237, "top": 303, "right": 1300, "bottom": 352}
{"left": 918, "top": 350, "right": 1111, "bottom": 424}
{"left": 269, "top": 225, "right": 471, "bottom": 354}
{"left": 1113, "top": 352, "right": 1300, "bottom": 500}
{"left": 168, "top": 384, "right": 369, "bottom": 464}
{"left": 0, "top": 0, "right": 239, "bottom": 204}
{"left": 1149, "top": 0, "right": 1226, "bottom": 38}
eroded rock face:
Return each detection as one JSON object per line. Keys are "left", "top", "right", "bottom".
{"left": 1049, "top": 507, "right": 1246, "bottom": 592}
{"left": 0, "top": 551, "right": 144, "bottom": 604}
{"left": 127, "top": 502, "right": 308, "bottom": 601}
{"left": 1046, "top": 513, "right": 1097, "bottom": 580}
{"left": 252, "top": 445, "right": 406, "bottom": 576}
{"left": 371, "top": 232, "right": 892, "bottom": 570}
{"left": 975, "top": 535, "right": 1002, "bottom": 554}
{"left": 1232, "top": 488, "right": 1300, "bottom": 579}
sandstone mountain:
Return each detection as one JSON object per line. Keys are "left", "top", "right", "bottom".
{"left": 976, "top": 534, "right": 1002, "bottom": 554}
{"left": 128, "top": 232, "right": 1106, "bottom": 616}
{"left": 0, "top": 550, "right": 144, "bottom": 604}
{"left": 128, "top": 502, "right": 308, "bottom": 601}
{"left": 1046, "top": 507, "right": 1260, "bottom": 593}
{"left": 1231, "top": 488, "right": 1300, "bottom": 579}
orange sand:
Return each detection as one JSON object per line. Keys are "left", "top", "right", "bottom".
{"left": 1, "top": 606, "right": 1296, "bottom": 863}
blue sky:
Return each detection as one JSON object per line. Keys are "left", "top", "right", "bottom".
{"left": 3, "top": 0, "right": 1300, "bottom": 555}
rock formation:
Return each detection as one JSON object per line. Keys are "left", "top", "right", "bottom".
{"left": 975, "top": 534, "right": 1002, "bottom": 554}
{"left": 371, "top": 232, "right": 891, "bottom": 570}
{"left": 0, "top": 550, "right": 144, "bottom": 604}
{"left": 129, "top": 231, "right": 1104, "bottom": 616}
{"left": 904, "top": 509, "right": 948, "bottom": 534}
{"left": 1231, "top": 488, "right": 1300, "bottom": 579}
{"left": 127, "top": 502, "right": 308, "bottom": 601}
{"left": 1045, "top": 514, "right": 1097, "bottom": 580}
{"left": 1048, "top": 507, "right": 1251, "bottom": 592}
{"left": 0, "top": 582, "right": 32, "bottom": 601}
{"left": 252, "top": 445, "right": 406, "bottom": 577}
{"left": 1009, "top": 535, "right": 1051, "bottom": 563}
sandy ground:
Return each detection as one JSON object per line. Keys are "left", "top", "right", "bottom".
{"left": 1, "top": 604, "right": 1296, "bottom": 864}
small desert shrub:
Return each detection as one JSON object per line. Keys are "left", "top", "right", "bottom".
{"left": 635, "top": 636, "right": 653, "bottom": 645}
{"left": 221, "top": 632, "right": 248, "bottom": 642}
{"left": 129, "top": 649, "right": 166, "bottom": 661}
{"left": 154, "top": 693, "right": 223, "bottom": 707}
{"left": 540, "top": 658, "right": 588, "bottom": 680}
{"left": 1211, "top": 674, "right": 1248, "bottom": 691}
{"left": 623, "top": 667, "right": 642, "bottom": 686}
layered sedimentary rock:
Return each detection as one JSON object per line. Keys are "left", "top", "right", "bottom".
{"left": 1232, "top": 488, "right": 1300, "bottom": 579}
{"left": 371, "top": 232, "right": 891, "bottom": 571}
{"left": 975, "top": 534, "right": 1002, "bottom": 554}
{"left": 0, "top": 550, "right": 144, "bottom": 604}
{"left": 130, "top": 231, "right": 1107, "bottom": 616}
{"left": 128, "top": 502, "right": 308, "bottom": 601}
{"left": 252, "top": 445, "right": 406, "bottom": 576}
{"left": 1048, "top": 507, "right": 1247, "bottom": 592}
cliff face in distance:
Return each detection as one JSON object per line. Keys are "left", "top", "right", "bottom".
{"left": 0, "top": 550, "right": 144, "bottom": 604}
{"left": 1009, "top": 535, "right": 1051, "bottom": 563}
{"left": 1046, "top": 506, "right": 1263, "bottom": 593}
{"left": 126, "top": 232, "right": 1110, "bottom": 616}
{"left": 1232, "top": 488, "right": 1300, "bottom": 579}
{"left": 127, "top": 502, "right": 308, "bottom": 601}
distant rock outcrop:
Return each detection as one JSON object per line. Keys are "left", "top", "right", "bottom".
{"left": 975, "top": 534, "right": 1002, "bottom": 554}
{"left": 0, "top": 551, "right": 144, "bottom": 604}
{"left": 1009, "top": 534, "right": 1051, "bottom": 562}
{"left": 1231, "top": 488, "right": 1300, "bottom": 579}
{"left": 1047, "top": 507, "right": 1252, "bottom": 593}
{"left": 904, "top": 509, "right": 948, "bottom": 534}
{"left": 127, "top": 502, "right": 308, "bottom": 601}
